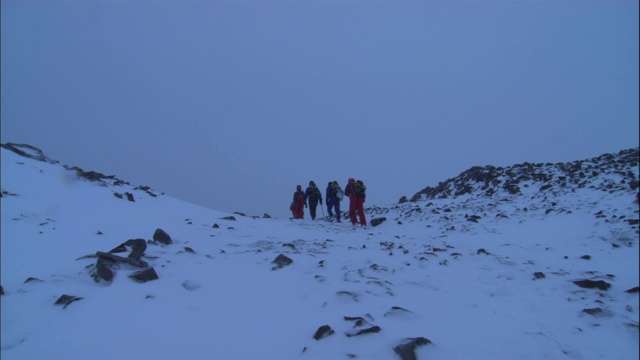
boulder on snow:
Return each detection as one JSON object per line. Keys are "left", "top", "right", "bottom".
{"left": 393, "top": 337, "right": 432, "bottom": 360}
{"left": 370, "top": 217, "right": 387, "bottom": 227}
{"left": 272, "top": 254, "right": 293, "bottom": 269}
{"left": 96, "top": 258, "right": 115, "bottom": 282}
{"left": 153, "top": 228, "right": 172, "bottom": 245}
{"left": 110, "top": 238, "right": 148, "bottom": 260}
{"left": 313, "top": 325, "right": 334, "bottom": 340}
{"left": 55, "top": 294, "right": 84, "bottom": 309}
{"left": 129, "top": 268, "right": 159, "bottom": 283}
{"left": 345, "top": 325, "right": 381, "bottom": 337}
{"left": 573, "top": 279, "right": 611, "bottom": 291}
{"left": 125, "top": 192, "right": 135, "bottom": 202}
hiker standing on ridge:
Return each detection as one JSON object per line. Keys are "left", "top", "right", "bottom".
{"left": 291, "top": 185, "right": 306, "bottom": 219}
{"left": 326, "top": 182, "right": 334, "bottom": 219}
{"left": 345, "top": 178, "right": 366, "bottom": 227}
{"left": 304, "top": 181, "right": 323, "bottom": 220}
{"left": 327, "top": 180, "right": 343, "bottom": 222}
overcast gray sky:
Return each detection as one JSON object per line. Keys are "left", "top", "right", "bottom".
{"left": 2, "top": 0, "right": 638, "bottom": 218}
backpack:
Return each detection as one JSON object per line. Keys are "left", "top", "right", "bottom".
{"left": 335, "top": 185, "right": 344, "bottom": 200}
{"left": 353, "top": 180, "right": 366, "bottom": 197}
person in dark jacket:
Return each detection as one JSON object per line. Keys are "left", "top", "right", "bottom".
{"left": 331, "top": 181, "right": 344, "bottom": 222}
{"left": 304, "top": 181, "right": 323, "bottom": 220}
{"left": 291, "top": 184, "right": 306, "bottom": 219}
{"left": 326, "top": 181, "right": 334, "bottom": 219}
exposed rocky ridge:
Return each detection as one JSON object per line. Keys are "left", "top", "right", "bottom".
{"left": 1, "top": 142, "right": 161, "bottom": 199}
{"left": 407, "top": 148, "right": 638, "bottom": 202}
{"left": 365, "top": 148, "right": 639, "bottom": 237}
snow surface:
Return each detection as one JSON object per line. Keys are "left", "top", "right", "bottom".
{"left": 1, "top": 146, "right": 638, "bottom": 360}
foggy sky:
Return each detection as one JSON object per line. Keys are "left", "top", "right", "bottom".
{"left": 2, "top": 0, "right": 638, "bottom": 218}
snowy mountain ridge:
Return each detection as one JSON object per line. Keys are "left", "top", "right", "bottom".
{"left": 370, "top": 148, "right": 639, "bottom": 237}
{"left": 1, "top": 143, "right": 638, "bottom": 360}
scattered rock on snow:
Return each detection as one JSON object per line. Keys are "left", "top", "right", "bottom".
{"left": 153, "top": 228, "right": 172, "bottom": 245}
{"left": 393, "top": 337, "right": 432, "bottom": 360}
{"left": 183, "top": 246, "right": 196, "bottom": 254}
{"left": 581, "top": 307, "right": 612, "bottom": 317}
{"left": 272, "top": 254, "right": 293, "bottom": 269}
{"left": 129, "top": 268, "right": 159, "bottom": 283}
{"left": 533, "top": 272, "right": 546, "bottom": 279}
{"left": 370, "top": 217, "right": 387, "bottom": 227}
{"left": 384, "top": 306, "right": 413, "bottom": 317}
{"left": 313, "top": 325, "right": 335, "bottom": 340}
{"left": 125, "top": 192, "right": 135, "bottom": 202}
{"left": 573, "top": 279, "right": 612, "bottom": 291}
{"left": 55, "top": 294, "right": 84, "bottom": 309}
{"left": 345, "top": 325, "right": 381, "bottom": 337}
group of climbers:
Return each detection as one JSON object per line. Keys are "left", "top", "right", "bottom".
{"left": 290, "top": 178, "right": 367, "bottom": 227}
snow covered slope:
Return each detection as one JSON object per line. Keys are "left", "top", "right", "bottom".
{"left": 1, "top": 143, "right": 638, "bottom": 360}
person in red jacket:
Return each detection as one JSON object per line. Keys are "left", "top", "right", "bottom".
{"left": 290, "top": 185, "right": 307, "bottom": 219}
{"left": 344, "top": 178, "right": 366, "bottom": 227}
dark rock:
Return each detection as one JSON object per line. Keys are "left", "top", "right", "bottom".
{"left": 1, "top": 143, "right": 58, "bottom": 163}
{"left": 313, "top": 325, "right": 334, "bottom": 340}
{"left": 24, "top": 277, "right": 45, "bottom": 283}
{"left": 55, "top": 294, "right": 84, "bottom": 309}
{"left": 394, "top": 337, "right": 433, "bottom": 360}
{"left": 97, "top": 251, "right": 148, "bottom": 268}
{"left": 263, "top": 213, "right": 272, "bottom": 219}
{"left": 625, "top": 286, "right": 639, "bottom": 293}
{"left": 212, "top": 223, "right": 220, "bottom": 228}
{"left": 77, "top": 170, "right": 110, "bottom": 181}
{"left": 129, "top": 268, "right": 159, "bottom": 283}
{"left": 96, "top": 258, "right": 115, "bottom": 282}
{"left": 345, "top": 326, "right": 381, "bottom": 337}
{"left": 533, "top": 272, "right": 546, "bottom": 279}
{"left": 125, "top": 192, "right": 135, "bottom": 202}
{"left": 221, "top": 216, "right": 236, "bottom": 221}
{"left": 184, "top": 246, "right": 196, "bottom": 254}
{"left": 582, "top": 307, "right": 604, "bottom": 316}
{"left": 1, "top": 285, "right": 4, "bottom": 295}
{"left": 272, "top": 254, "right": 293, "bottom": 269}
{"left": 384, "top": 306, "right": 412, "bottom": 317}
{"left": 344, "top": 316, "right": 371, "bottom": 327}
{"left": 370, "top": 217, "right": 387, "bottom": 227}
{"left": 573, "top": 279, "right": 611, "bottom": 291}
{"left": 398, "top": 196, "right": 408, "bottom": 204}
{"left": 153, "top": 228, "right": 172, "bottom": 245}
{"left": 125, "top": 239, "right": 147, "bottom": 260}
{"left": 580, "top": 255, "right": 592, "bottom": 260}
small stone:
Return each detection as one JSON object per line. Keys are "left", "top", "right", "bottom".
{"left": 313, "top": 325, "right": 334, "bottom": 340}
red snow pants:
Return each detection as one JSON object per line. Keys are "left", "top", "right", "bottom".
{"left": 292, "top": 202, "right": 305, "bottom": 219}
{"left": 348, "top": 196, "right": 366, "bottom": 226}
